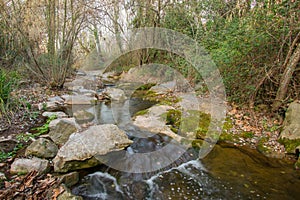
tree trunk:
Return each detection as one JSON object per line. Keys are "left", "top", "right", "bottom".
{"left": 272, "top": 42, "right": 300, "bottom": 111}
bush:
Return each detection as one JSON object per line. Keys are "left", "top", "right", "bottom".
{"left": 0, "top": 69, "right": 19, "bottom": 113}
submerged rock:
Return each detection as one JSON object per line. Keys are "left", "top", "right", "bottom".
{"left": 10, "top": 157, "right": 50, "bottom": 175}
{"left": 279, "top": 101, "right": 300, "bottom": 153}
{"left": 25, "top": 138, "right": 58, "bottom": 158}
{"left": 49, "top": 118, "right": 81, "bottom": 145}
{"left": 53, "top": 124, "right": 133, "bottom": 172}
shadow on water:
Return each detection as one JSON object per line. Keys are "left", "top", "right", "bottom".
{"left": 70, "top": 98, "right": 300, "bottom": 200}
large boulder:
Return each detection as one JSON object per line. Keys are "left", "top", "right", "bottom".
{"left": 10, "top": 157, "right": 50, "bottom": 175}
{"left": 53, "top": 124, "right": 133, "bottom": 172}
{"left": 133, "top": 105, "right": 184, "bottom": 143}
{"left": 49, "top": 118, "right": 81, "bottom": 146}
{"left": 25, "top": 138, "right": 58, "bottom": 158}
{"left": 280, "top": 101, "right": 300, "bottom": 153}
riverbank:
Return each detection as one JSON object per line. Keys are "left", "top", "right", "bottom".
{"left": 0, "top": 70, "right": 298, "bottom": 199}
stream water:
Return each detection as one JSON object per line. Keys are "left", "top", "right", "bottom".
{"left": 70, "top": 98, "right": 300, "bottom": 200}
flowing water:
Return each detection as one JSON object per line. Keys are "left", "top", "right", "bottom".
{"left": 71, "top": 98, "right": 300, "bottom": 200}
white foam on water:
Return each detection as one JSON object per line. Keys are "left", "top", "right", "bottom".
{"left": 88, "top": 172, "right": 124, "bottom": 194}
{"left": 145, "top": 159, "right": 206, "bottom": 199}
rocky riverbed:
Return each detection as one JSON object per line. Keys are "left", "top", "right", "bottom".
{"left": 1, "top": 68, "right": 300, "bottom": 199}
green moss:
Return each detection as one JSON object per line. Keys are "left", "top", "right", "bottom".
{"left": 257, "top": 137, "right": 270, "bottom": 154}
{"left": 191, "top": 139, "right": 204, "bottom": 150}
{"left": 223, "top": 117, "right": 233, "bottom": 131}
{"left": 134, "top": 109, "right": 149, "bottom": 117}
{"left": 184, "top": 111, "right": 211, "bottom": 139}
{"left": 278, "top": 138, "right": 300, "bottom": 154}
{"left": 136, "top": 83, "right": 156, "bottom": 91}
{"left": 161, "top": 109, "right": 211, "bottom": 138}
{"left": 133, "top": 90, "right": 180, "bottom": 105}
{"left": 219, "top": 132, "right": 238, "bottom": 142}
{"left": 161, "top": 109, "right": 182, "bottom": 133}
{"left": 241, "top": 131, "right": 254, "bottom": 139}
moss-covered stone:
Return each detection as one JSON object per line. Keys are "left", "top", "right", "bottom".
{"left": 278, "top": 138, "right": 300, "bottom": 154}
{"left": 132, "top": 90, "right": 180, "bottom": 105}
{"left": 160, "top": 109, "right": 211, "bottom": 140}
{"left": 134, "top": 109, "right": 149, "bottom": 117}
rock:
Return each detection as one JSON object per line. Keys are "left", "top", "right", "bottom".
{"left": 64, "top": 76, "right": 102, "bottom": 91}
{"left": 0, "top": 172, "right": 6, "bottom": 181}
{"left": 49, "top": 118, "right": 81, "bottom": 145}
{"left": 279, "top": 101, "right": 300, "bottom": 153}
{"left": 150, "top": 81, "right": 176, "bottom": 94}
{"left": 42, "top": 111, "right": 68, "bottom": 118}
{"left": 57, "top": 172, "right": 79, "bottom": 187}
{"left": 48, "top": 96, "right": 65, "bottom": 104}
{"left": 10, "top": 157, "right": 50, "bottom": 175}
{"left": 57, "top": 184, "right": 83, "bottom": 200}
{"left": 133, "top": 105, "right": 184, "bottom": 143}
{"left": 62, "top": 95, "right": 97, "bottom": 105}
{"left": 76, "top": 70, "right": 87, "bottom": 76}
{"left": 104, "top": 87, "right": 126, "bottom": 101}
{"left": 53, "top": 124, "right": 133, "bottom": 172}
{"left": 73, "top": 110, "right": 95, "bottom": 124}
{"left": 25, "top": 138, "right": 58, "bottom": 158}
{"left": 77, "top": 88, "right": 97, "bottom": 97}
{"left": 38, "top": 101, "right": 63, "bottom": 112}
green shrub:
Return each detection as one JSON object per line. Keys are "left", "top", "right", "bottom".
{"left": 0, "top": 69, "right": 19, "bottom": 113}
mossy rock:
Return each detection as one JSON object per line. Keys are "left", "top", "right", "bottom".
{"left": 133, "top": 90, "right": 180, "bottom": 105}
{"left": 222, "top": 117, "right": 233, "bottom": 131}
{"left": 278, "top": 138, "right": 300, "bottom": 154}
{"left": 134, "top": 109, "right": 149, "bottom": 117}
{"left": 219, "top": 132, "right": 239, "bottom": 143}
{"left": 160, "top": 109, "right": 211, "bottom": 139}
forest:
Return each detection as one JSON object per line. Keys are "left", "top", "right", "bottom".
{"left": 0, "top": 0, "right": 299, "bottom": 112}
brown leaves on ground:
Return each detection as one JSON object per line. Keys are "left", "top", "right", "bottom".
{"left": 0, "top": 171, "right": 61, "bottom": 200}
{"left": 226, "top": 103, "right": 285, "bottom": 157}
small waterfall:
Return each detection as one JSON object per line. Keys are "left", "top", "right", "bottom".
{"left": 72, "top": 172, "right": 124, "bottom": 199}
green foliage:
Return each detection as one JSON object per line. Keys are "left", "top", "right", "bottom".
{"left": 278, "top": 138, "right": 300, "bottom": 154}
{"left": 0, "top": 115, "right": 57, "bottom": 162}
{"left": 0, "top": 69, "right": 19, "bottom": 113}
{"left": 17, "top": 115, "right": 56, "bottom": 142}
{"left": 0, "top": 143, "right": 23, "bottom": 162}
